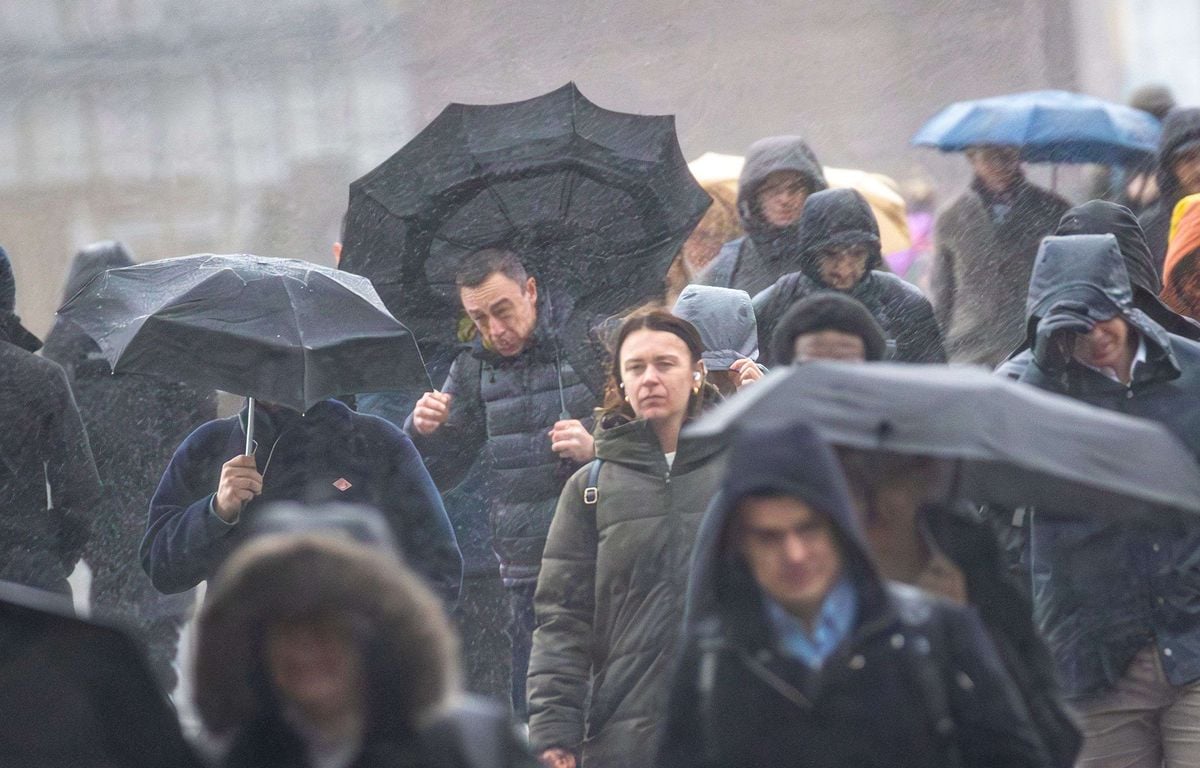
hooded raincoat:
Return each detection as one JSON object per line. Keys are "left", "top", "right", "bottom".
{"left": 526, "top": 413, "right": 725, "bottom": 768}
{"left": 699, "top": 137, "right": 828, "bottom": 296}
{"left": 751, "top": 189, "right": 946, "bottom": 366}
{"left": 659, "top": 422, "right": 1049, "bottom": 768}
{"left": 671, "top": 285, "right": 758, "bottom": 371}
{"left": 1018, "top": 234, "right": 1200, "bottom": 699}
{"left": 1138, "top": 108, "right": 1200, "bottom": 272}
{"left": 931, "top": 175, "right": 1069, "bottom": 366}
{"left": 997, "top": 200, "right": 1200, "bottom": 379}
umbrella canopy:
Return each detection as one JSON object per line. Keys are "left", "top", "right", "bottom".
{"left": 341, "top": 82, "right": 711, "bottom": 326}
{"left": 687, "top": 151, "right": 912, "bottom": 254}
{"left": 56, "top": 254, "right": 428, "bottom": 413}
{"left": 0, "top": 581, "right": 205, "bottom": 768}
{"left": 686, "top": 362, "right": 1200, "bottom": 519}
{"left": 912, "top": 90, "right": 1161, "bottom": 165}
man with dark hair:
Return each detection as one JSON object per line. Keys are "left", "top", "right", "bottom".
{"left": 408, "top": 247, "right": 605, "bottom": 718}
{"left": 770, "top": 291, "right": 888, "bottom": 364}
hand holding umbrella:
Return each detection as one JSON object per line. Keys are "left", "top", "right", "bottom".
{"left": 214, "top": 454, "right": 263, "bottom": 523}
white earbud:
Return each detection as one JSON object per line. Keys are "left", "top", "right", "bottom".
{"left": 693, "top": 371, "right": 702, "bottom": 381}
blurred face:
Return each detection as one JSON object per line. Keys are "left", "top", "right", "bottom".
{"left": 680, "top": 217, "right": 729, "bottom": 273}
{"left": 966, "top": 146, "right": 1023, "bottom": 193}
{"left": 816, "top": 243, "right": 872, "bottom": 291}
{"left": 792, "top": 330, "right": 868, "bottom": 363}
{"left": 1172, "top": 146, "right": 1200, "bottom": 196}
{"left": 266, "top": 616, "right": 364, "bottom": 722}
{"left": 619, "top": 328, "right": 701, "bottom": 425}
{"left": 735, "top": 496, "right": 843, "bottom": 624}
{"left": 460, "top": 272, "right": 539, "bottom": 357}
{"left": 756, "top": 170, "right": 810, "bottom": 227}
{"left": 1071, "top": 316, "right": 1133, "bottom": 372}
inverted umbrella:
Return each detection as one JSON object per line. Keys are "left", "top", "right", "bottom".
{"left": 57, "top": 254, "right": 429, "bottom": 451}
{"left": 340, "top": 82, "right": 711, "bottom": 333}
{"left": 685, "top": 362, "right": 1200, "bottom": 519}
{"left": 912, "top": 90, "right": 1161, "bottom": 165}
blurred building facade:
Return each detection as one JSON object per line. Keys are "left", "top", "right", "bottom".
{"left": 2, "top": 0, "right": 1179, "bottom": 334}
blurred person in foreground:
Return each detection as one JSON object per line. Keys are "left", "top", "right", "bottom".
{"left": 769, "top": 291, "right": 888, "bottom": 365}
{"left": 42, "top": 239, "right": 216, "bottom": 690}
{"left": 699, "top": 136, "right": 828, "bottom": 295}
{"left": 194, "top": 530, "right": 536, "bottom": 768}
{"left": 0, "top": 245, "right": 101, "bottom": 594}
{"left": 527, "top": 310, "right": 726, "bottom": 768}
{"left": 931, "top": 144, "right": 1069, "bottom": 367}
{"left": 1018, "top": 234, "right": 1200, "bottom": 767}
{"left": 671, "top": 285, "right": 764, "bottom": 396}
{"left": 658, "top": 421, "right": 1051, "bottom": 768}
{"left": 753, "top": 188, "right": 945, "bottom": 366}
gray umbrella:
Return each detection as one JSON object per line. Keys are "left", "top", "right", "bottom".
{"left": 686, "top": 362, "right": 1200, "bottom": 518}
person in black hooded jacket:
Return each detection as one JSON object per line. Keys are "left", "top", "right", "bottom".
{"left": 752, "top": 188, "right": 946, "bottom": 367}
{"left": 1139, "top": 107, "right": 1200, "bottom": 273}
{"left": 658, "top": 421, "right": 1050, "bottom": 768}
{"left": 699, "top": 136, "right": 828, "bottom": 296}
{"left": 997, "top": 200, "right": 1200, "bottom": 381}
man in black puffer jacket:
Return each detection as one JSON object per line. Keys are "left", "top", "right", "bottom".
{"left": 408, "top": 248, "right": 605, "bottom": 718}
{"left": 753, "top": 188, "right": 946, "bottom": 366}
{"left": 659, "top": 421, "right": 1050, "bottom": 768}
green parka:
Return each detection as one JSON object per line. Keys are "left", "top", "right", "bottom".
{"left": 526, "top": 414, "right": 725, "bottom": 768}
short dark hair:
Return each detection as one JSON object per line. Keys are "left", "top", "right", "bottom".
{"left": 455, "top": 248, "right": 528, "bottom": 289}
{"left": 771, "top": 292, "right": 887, "bottom": 363}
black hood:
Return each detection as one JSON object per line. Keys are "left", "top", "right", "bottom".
{"left": 1155, "top": 107, "right": 1200, "bottom": 206}
{"left": 690, "top": 421, "right": 882, "bottom": 629}
{"left": 795, "top": 188, "right": 883, "bottom": 285}
{"left": 59, "top": 241, "right": 134, "bottom": 305}
{"left": 1024, "top": 234, "right": 1172, "bottom": 356}
{"left": 737, "top": 136, "right": 828, "bottom": 244}
{"left": 1054, "top": 200, "right": 1200, "bottom": 341}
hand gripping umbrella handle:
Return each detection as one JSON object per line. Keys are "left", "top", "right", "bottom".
{"left": 245, "top": 397, "right": 256, "bottom": 456}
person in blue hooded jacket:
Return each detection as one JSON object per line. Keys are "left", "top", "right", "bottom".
{"left": 659, "top": 421, "right": 1049, "bottom": 768}
{"left": 1017, "top": 233, "right": 1200, "bottom": 766}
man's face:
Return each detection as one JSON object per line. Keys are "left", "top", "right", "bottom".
{"left": 1172, "top": 146, "right": 1200, "bottom": 196}
{"left": 1071, "top": 316, "right": 1132, "bottom": 372}
{"left": 735, "top": 495, "right": 843, "bottom": 622}
{"left": 755, "top": 170, "right": 810, "bottom": 228}
{"left": 966, "top": 146, "right": 1023, "bottom": 194}
{"left": 792, "top": 330, "right": 868, "bottom": 363}
{"left": 460, "top": 272, "right": 539, "bottom": 357}
{"left": 816, "top": 243, "right": 872, "bottom": 291}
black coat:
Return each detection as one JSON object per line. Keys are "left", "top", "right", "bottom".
{"left": 1018, "top": 234, "right": 1200, "bottom": 698}
{"left": 141, "top": 399, "right": 462, "bottom": 604}
{"left": 0, "top": 339, "right": 101, "bottom": 593}
{"left": 662, "top": 422, "right": 1050, "bottom": 768}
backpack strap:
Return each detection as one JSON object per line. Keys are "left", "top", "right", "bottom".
{"left": 582, "top": 459, "right": 604, "bottom": 509}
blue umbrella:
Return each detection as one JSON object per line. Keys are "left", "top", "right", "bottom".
{"left": 912, "top": 90, "right": 1161, "bottom": 165}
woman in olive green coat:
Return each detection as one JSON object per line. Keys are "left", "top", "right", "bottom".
{"left": 527, "top": 309, "right": 728, "bottom": 768}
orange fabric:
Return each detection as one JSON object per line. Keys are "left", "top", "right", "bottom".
{"left": 1163, "top": 194, "right": 1200, "bottom": 321}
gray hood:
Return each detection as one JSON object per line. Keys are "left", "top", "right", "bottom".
{"left": 672, "top": 284, "right": 758, "bottom": 370}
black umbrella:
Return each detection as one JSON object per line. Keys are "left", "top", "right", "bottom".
{"left": 0, "top": 581, "right": 205, "bottom": 768}
{"left": 340, "top": 81, "right": 711, "bottom": 333}
{"left": 686, "top": 362, "right": 1200, "bottom": 519}
{"left": 57, "top": 254, "right": 429, "bottom": 451}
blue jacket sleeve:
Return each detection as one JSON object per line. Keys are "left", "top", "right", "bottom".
{"left": 140, "top": 422, "right": 240, "bottom": 594}
{"left": 377, "top": 422, "right": 463, "bottom": 607}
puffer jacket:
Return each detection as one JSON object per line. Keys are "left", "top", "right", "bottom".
{"left": 752, "top": 188, "right": 946, "bottom": 365}
{"left": 1139, "top": 107, "right": 1200, "bottom": 272}
{"left": 700, "top": 136, "right": 828, "bottom": 296}
{"left": 1018, "top": 234, "right": 1200, "bottom": 698}
{"left": 527, "top": 414, "right": 725, "bottom": 768}
{"left": 409, "top": 306, "right": 604, "bottom": 583}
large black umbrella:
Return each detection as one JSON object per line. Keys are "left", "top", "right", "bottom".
{"left": 0, "top": 581, "right": 205, "bottom": 768}
{"left": 57, "top": 254, "right": 429, "bottom": 449}
{"left": 340, "top": 82, "right": 711, "bottom": 331}
{"left": 686, "top": 362, "right": 1200, "bottom": 519}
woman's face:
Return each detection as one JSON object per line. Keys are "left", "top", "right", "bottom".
{"left": 619, "top": 328, "right": 700, "bottom": 424}
{"left": 265, "top": 615, "right": 364, "bottom": 720}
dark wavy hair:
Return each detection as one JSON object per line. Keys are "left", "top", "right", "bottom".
{"left": 601, "top": 307, "right": 707, "bottom": 420}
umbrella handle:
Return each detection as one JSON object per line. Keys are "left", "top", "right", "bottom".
{"left": 245, "top": 397, "right": 255, "bottom": 456}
